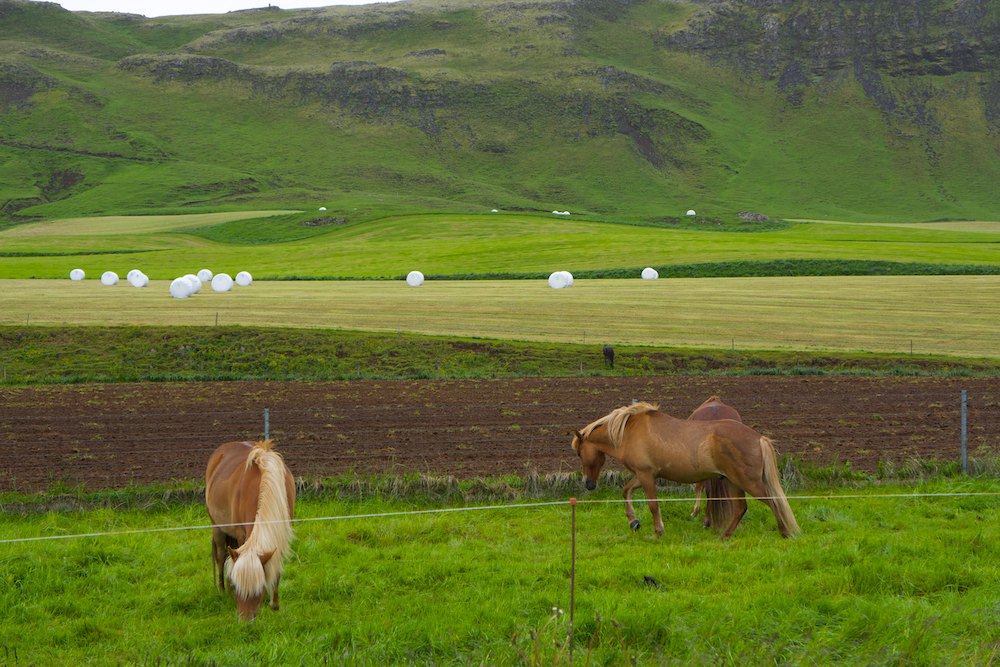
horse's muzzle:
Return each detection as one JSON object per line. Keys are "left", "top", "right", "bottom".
{"left": 584, "top": 478, "right": 596, "bottom": 491}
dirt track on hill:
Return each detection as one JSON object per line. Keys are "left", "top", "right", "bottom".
{"left": 0, "top": 376, "right": 997, "bottom": 492}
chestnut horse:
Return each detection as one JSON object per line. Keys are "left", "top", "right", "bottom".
{"left": 571, "top": 402, "right": 798, "bottom": 539}
{"left": 688, "top": 396, "right": 743, "bottom": 521}
{"left": 205, "top": 440, "right": 295, "bottom": 621}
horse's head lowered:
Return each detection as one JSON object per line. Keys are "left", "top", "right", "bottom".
{"left": 225, "top": 546, "right": 275, "bottom": 622}
{"left": 572, "top": 402, "right": 659, "bottom": 491}
{"left": 571, "top": 429, "right": 605, "bottom": 491}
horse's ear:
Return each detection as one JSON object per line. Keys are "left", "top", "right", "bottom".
{"left": 574, "top": 430, "right": 584, "bottom": 441}
{"left": 227, "top": 546, "right": 240, "bottom": 562}
{"left": 259, "top": 550, "right": 275, "bottom": 566}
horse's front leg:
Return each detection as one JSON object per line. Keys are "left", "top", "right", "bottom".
{"left": 270, "top": 574, "right": 281, "bottom": 612}
{"left": 211, "top": 527, "right": 228, "bottom": 591}
{"left": 623, "top": 476, "right": 642, "bottom": 531}
{"left": 691, "top": 481, "right": 704, "bottom": 517}
{"left": 637, "top": 472, "right": 664, "bottom": 536}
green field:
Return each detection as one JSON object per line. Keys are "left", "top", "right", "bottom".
{"left": 2, "top": 275, "right": 997, "bottom": 359}
{"left": 3, "top": 480, "right": 1000, "bottom": 665}
{"left": 2, "top": 212, "right": 999, "bottom": 280}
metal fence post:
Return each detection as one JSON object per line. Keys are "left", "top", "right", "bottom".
{"left": 264, "top": 408, "right": 270, "bottom": 441}
{"left": 961, "top": 390, "right": 967, "bottom": 474}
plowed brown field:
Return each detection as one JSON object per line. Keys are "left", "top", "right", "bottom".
{"left": 1, "top": 376, "right": 997, "bottom": 492}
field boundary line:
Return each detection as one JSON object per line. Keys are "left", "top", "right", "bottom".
{"left": 2, "top": 492, "right": 999, "bottom": 546}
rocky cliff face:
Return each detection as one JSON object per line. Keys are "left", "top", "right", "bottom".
{"left": 663, "top": 0, "right": 1000, "bottom": 114}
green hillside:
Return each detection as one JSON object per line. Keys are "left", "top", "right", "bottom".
{"left": 2, "top": 0, "right": 999, "bottom": 222}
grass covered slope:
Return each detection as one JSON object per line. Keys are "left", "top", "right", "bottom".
{"left": 1, "top": 212, "right": 998, "bottom": 280}
{"left": 2, "top": 0, "right": 1000, "bottom": 222}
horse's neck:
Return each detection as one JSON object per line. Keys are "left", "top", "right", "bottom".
{"left": 589, "top": 426, "right": 625, "bottom": 459}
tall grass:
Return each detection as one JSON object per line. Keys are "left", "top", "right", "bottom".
{"left": 2, "top": 477, "right": 999, "bottom": 664}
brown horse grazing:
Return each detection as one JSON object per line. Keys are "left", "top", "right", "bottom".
{"left": 571, "top": 402, "right": 799, "bottom": 539}
{"left": 688, "top": 396, "right": 743, "bottom": 521}
{"left": 205, "top": 440, "right": 295, "bottom": 621}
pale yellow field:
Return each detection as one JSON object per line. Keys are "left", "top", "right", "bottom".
{"left": 790, "top": 218, "right": 1000, "bottom": 234}
{"left": 3, "top": 276, "right": 998, "bottom": 358}
{"left": 0, "top": 210, "right": 297, "bottom": 237}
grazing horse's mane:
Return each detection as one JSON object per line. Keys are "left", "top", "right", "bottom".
{"left": 577, "top": 402, "right": 659, "bottom": 449}
{"left": 225, "top": 440, "right": 293, "bottom": 600}
{"left": 701, "top": 395, "right": 722, "bottom": 404}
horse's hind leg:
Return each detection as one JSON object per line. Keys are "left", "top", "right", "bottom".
{"left": 623, "top": 476, "right": 642, "bottom": 531}
{"left": 719, "top": 487, "right": 748, "bottom": 540}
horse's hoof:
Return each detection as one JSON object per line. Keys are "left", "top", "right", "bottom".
{"left": 629, "top": 519, "right": 640, "bottom": 531}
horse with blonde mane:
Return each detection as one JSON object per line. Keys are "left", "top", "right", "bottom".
{"left": 571, "top": 402, "right": 798, "bottom": 539}
{"left": 205, "top": 440, "right": 295, "bottom": 621}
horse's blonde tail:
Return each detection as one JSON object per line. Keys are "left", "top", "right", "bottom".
{"left": 760, "top": 436, "right": 800, "bottom": 537}
{"left": 702, "top": 478, "right": 734, "bottom": 530}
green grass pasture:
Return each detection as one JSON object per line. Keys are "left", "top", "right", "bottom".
{"left": 2, "top": 482, "right": 999, "bottom": 664}
{"left": 1, "top": 213, "right": 998, "bottom": 280}
{"left": 1, "top": 276, "right": 997, "bottom": 358}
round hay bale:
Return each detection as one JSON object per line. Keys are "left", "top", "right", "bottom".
{"left": 548, "top": 270, "right": 573, "bottom": 289}
{"left": 406, "top": 270, "right": 424, "bottom": 287}
{"left": 169, "top": 277, "right": 193, "bottom": 299}
{"left": 211, "top": 273, "right": 234, "bottom": 292}
{"left": 686, "top": 209, "right": 696, "bottom": 216}
{"left": 70, "top": 269, "right": 85, "bottom": 281}
{"left": 197, "top": 269, "right": 213, "bottom": 283}
{"left": 128, "top": 271, "right": 149, "bottom": 288}
{"left": 101, "top": 271, "right": 119, "bottom": 286}
{"left": 184, "top": 274, "right": 202, "bottom": 294}
{"left": 641, "top": 267, "right": 659, "bottom": 280}
{"left": 235, "top": 271, "right": 253, "bottom": 287}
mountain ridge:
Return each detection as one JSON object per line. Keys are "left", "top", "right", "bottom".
{"left": 1, "top": 0, "right": 999, "bottom": 223}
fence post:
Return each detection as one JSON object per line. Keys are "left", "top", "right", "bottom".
{"left": 264, "top": 408, "right": 270, "bottom": 441}
{"left": 961, "top": 390, "right": 967, "bottom": 474}
{"left": 569, "top": 497, "right": 576, "bottom": 666}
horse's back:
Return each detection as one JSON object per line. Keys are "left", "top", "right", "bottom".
{"left": 637, "top": 412, "right": 762, "bottom": 473}
{"left": 689, "top": 398, "right": 742, "bottom": 423}
{"left": 206, "top": 441, "right": 255, "bottom": 486}
{"left": 205, "top": 441, "right": 260, "bottom": 531}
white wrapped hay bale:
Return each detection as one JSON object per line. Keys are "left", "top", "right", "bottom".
{"left": 184, "top": 274, "right": 202, "bottom": 294}
{"left": 235, "top": 271, "right": 253, "bottom": 287}
{"left": 406, "top": 270, "right": 424, "bottom": 287}
{"left": 128, "top": 271, "right": 149, "bottom": 288}
{"left": 197, "top": 269, "right": 213, "bottom": 283}
{"left": 70, "top": 269, "right": 85, "bottom": 281}
{"left": 211, "top": 273, "right": 234, "bottom": 292}
{"left": 169, "top": 277, "right": 193, "bottom": 299}
{"left": 548, "top": 270, "right": 573, "bottom": 289}
{"left": 101, "top": 271, "right": 119, "bottom": 286}
{"left": 641, "top": 267, "right": 659, "bottom": 280}
{"left": 686, "top": 209, "right": 696, "bottom": 216}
